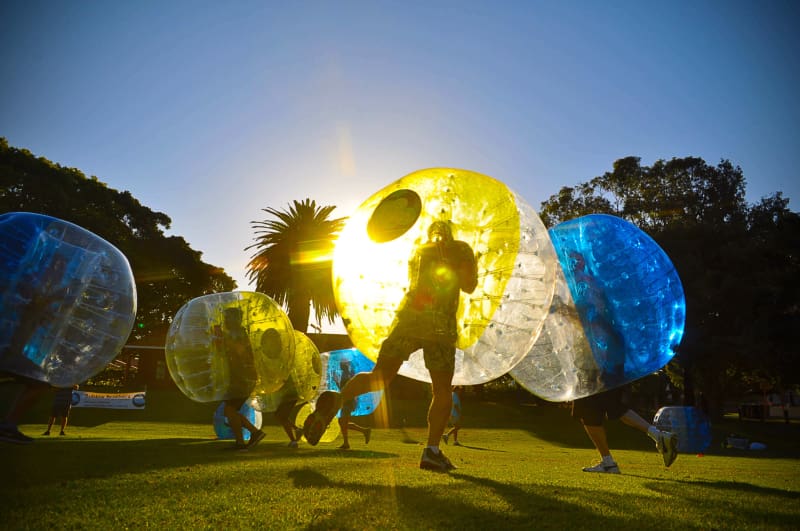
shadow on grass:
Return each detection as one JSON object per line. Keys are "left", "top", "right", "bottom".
{"left": 2, "top": 438, "right": 398, "bottom": 489}
{"left": 284, "top": 467, "right": 718, "bottom": 530}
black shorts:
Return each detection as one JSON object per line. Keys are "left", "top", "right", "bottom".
{"left": 571, "top": 387, "right": 628, "bottom": 426}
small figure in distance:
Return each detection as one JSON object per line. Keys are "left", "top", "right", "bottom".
{"left": 442, "top": 385, "right": 463, "bottom": 446}
{"left": 215, "top": 307, "right": 265, "bottom": 450}
{"left": 337, "top": 357, "right": 372, "bottom": 450}
{"left": 43, "top": 384, "right": 78, "bottom": 436}
{"left": 573, "top": 386, "right": 678, "bottom": 474}
{"left": 304, "top": 220, "right": 477, "bottom": 473}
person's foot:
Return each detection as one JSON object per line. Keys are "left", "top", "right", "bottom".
{"left": 660, "top": 431, "right": 679, "bottom": 467}
{"left": 59, "top": 431, "right": 66, "bottom": 436}
{"left": 42, "top": 431, "right": 50, "bottom": 436}
{"left": 364, "top": 427, "right": 372, "bottom": 445}
{"left": 453, "top": 440, "right": 462, "bottom": 447}
{"left": 0, "top": 423, "right": 34, "bottom": 445}
{"left": 582, "top": 461, "right": 621, "bottom": 474}
{"left": 302, "top": 391, "right": 342, "bottom": 446}
{"left": 287, "top": 440, "right": 298, "bottom": 448}
{"left": 442, "top": 433, "right": 449, "bottom": 445}
{"left": 247, "top": 430, "right": 265, "bottom": 449}
{"left": 419, "top": 448, "right": 456, "bottom": 472}
{"left": 226, "top": 442, "right": 249, "bottom": 451}
{"left": 338, "top": 443, "right": 350, "bottom": 450}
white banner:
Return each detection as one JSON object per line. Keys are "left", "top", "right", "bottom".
{"left": 72, "top": 390, "right": 146, "bottom": 409}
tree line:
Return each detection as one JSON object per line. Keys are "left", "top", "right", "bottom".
{"left": 2, "top": 138, "right": 797, "bottom": 416}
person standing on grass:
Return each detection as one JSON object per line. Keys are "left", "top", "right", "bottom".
{"left": 43, "top": 384, "right": 78, "bottom": 436}
{"left": 304, "top": 220, "right": 477, "bottom": 472}
{"left": 214, "top": 307, "right": 265, "bottom": 450}
{"left": 573, "top": 386, "right": 678, "bottom": 474}
{"left": 442, "top": 385, "right": 463, "bottom": 446}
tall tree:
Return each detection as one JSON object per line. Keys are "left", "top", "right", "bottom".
{"left": 0, "top": 137, "right": 237, "bottom": 350}
{"left": 246, "top": 199, "right": 346, "bottom": 332}
{"left": 540, "top": 156, "right": 800, "bottom": 417}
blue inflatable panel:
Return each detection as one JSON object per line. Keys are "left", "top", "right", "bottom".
{"left": 654, "top": 406, "right": 712, "bottom": 453}
{"left": 213, "top": 400, "right": 262, "bottom": 441}
{"left": 322, "top": 348, "right": 383, "bottom": 418}
{"left": 0, "top": 212, "right": 137, "bottom": 386}
{"left": 510, "top": 214, "right": 685, "bottom": 400}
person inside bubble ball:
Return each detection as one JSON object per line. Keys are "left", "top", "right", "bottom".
{"left": 567, "top": 251, "right": 625, "bottom": 387}
{"left": 214, "top": 307, "right": 265, "bottom": 450}
{"left": 305, "top": 220, "right": 477, "bottom": 472}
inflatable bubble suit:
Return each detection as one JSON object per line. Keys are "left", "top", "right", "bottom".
{"left": 332, "top": 168, "right": 557, "bottom": 385}
{"left": 510, "top": 214, "right": 686, "bottom": 401}
{"left": 213, "top": 399, "right": 263, "bottom": 442}
{"left": 654, "top": 406, "right": 712, "bottom": 453}
{"left": 0, "top": 212, "right": 137, "bottom": 387}
{"left": 254, "top": 330, "right": 322, "bottom": 412}
{"left": 320, "top": 348, "right": 383, "bottom": 418}
{"left": 165, "top": 292, "right": 295, "bottom": 403}
{"left": 295, "top": 401, "right": 341, "bottom": 443}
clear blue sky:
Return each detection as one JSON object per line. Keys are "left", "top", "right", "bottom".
{"left": 2, "top": 0, "right": 798, "bottom": 304}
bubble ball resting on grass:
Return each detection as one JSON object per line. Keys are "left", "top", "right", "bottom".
{"left": 510, "top": 213, "right": 686, "bottom": 401}
{"left": 0, "top": 211, "right": 137, "bottom": 387}
{"left": 332, "top": 168, "right": 557, "bottom": 385}
{"left": 254, "top": 330, "right": 322, "bottom": 412}
{"left": 320, "top": 348, "right": 383, "bottom": 418}
{"left": 213, "top": 399, "right": 263, "bottom": 442}
{"left": 165, "top": 292, "right": 295, "bottom": 403}
{"left": 654, "top": 406, "right": 712, "bottom": 453}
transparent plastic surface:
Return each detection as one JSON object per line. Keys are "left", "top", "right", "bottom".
{"left": 319, "top": 348, "right": 382, "bottom": 418}
{"left": 165, "top": 292, "right": 295, "bottom": 403}
{"left": 0, "top": 212, "right": 137, "bottom": 387}
{"left": 511, "top": 214, "right": 685, "bottom": 400}
{"left": 654, "top": 406, "right": 712, "bottom": 453}
{"left": 213, "top": 399, "right": 263, "bottom": 441}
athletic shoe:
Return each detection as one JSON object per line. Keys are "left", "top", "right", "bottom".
{"left": 287, "top": 440, "right": 298, "bottom": 448}
{"left": 42, "top": 431, "right": 51, "bottom": 436}
{"left": 453, "top": 440, "right": 462, "bottom": 447}
{"left": 0, "top": 423, "right": 34, "bottom": 445}
{"left": 364, "top": 427, "right": 372, "bottom": 445}
{"left": 442, "top": 433, "right": 449, "bottom": 445}
{"left": 247, "top": 430, "right": 265, "bottom": 449}
{"left": 59, "top": 431, "right": 66, "bottom": 436}
{"left": 226, "top": 443, "right": 249, "bottom": 451}
{"left": 419, "top": 448, "right": 457, "bottom": 472}
{"left": 661, "top": 431, "right": 678, "bottom": 467}
{"left": 582, "top": 461, "right": 621, "bottom": 474}
{"left": 302, "top": 391, "right": 342, "bottom": 446}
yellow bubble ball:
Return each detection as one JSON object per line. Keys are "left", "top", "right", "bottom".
{"left": 165, "top": 291, "right": 295, "bottom": 402}
{"left": 332, "top": 168, "right": 557, "bottom": 385}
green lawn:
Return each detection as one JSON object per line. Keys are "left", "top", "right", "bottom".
{"left": 2, "top": 394, "right": 799, "bottom": 530}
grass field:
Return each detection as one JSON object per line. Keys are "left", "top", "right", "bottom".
{"left": 2, "top": 391, "right": 799, "bottom": 530}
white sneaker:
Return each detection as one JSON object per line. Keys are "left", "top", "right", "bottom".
{"left": 582, "top": 461, "right": 621, "bottom": 474}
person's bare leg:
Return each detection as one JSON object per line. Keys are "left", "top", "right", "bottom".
{"left": 340, "top": 357, "right": 403, "bottom": 402}
{"left": 5, "top": 383, "right": 48, "bottom": 425}
{"left": 338, "top": 415, "right": 350, "bottom": 449}
{"left": 619, "top": 409, "right": 651, "bottom": 434}
{"left": 59, "top": 415, "right": 68, "bottom": 435}
{"left": 427, "top": 369, "right": 454, "bottom": 447}
{"left": 583, "top": 423, "right": 611, "bottom": 458}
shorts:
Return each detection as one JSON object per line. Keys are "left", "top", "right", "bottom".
{"left": 51, "top": 389, "right": 73, "bottom": 417}
{"left": 571, "top": 387, "right": 628, "bottom": 426}
{"left": 378, "top": 324, "right": 456, "bottom": 373}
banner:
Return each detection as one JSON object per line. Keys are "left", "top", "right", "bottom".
{"left": 71, "top": 390, "right": 146, "bottom": 409}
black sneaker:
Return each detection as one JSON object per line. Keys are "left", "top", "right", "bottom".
{"left": 247, "top": 430, "right": 265, "bottom": 448}
{"left": 419, "top": 448, "right": 456, "bottom": 472}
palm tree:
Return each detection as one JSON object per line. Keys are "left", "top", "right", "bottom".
{"left": 246, "top": 199, "right": 346, "bottom": 332}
